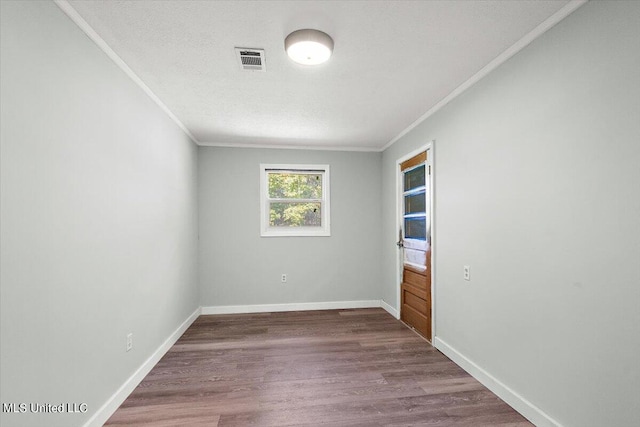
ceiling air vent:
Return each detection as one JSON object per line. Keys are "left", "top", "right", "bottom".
{"left": 235, "top": 48, "right": 266, "bottom": 72}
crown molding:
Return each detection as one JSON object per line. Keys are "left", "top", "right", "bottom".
{"left": 54, "top": 0, "right": 587, "bottom": 154}
{"left": 198, "top": 141, "right": 382, "bottom": 152}
{"left": 53, "top": 0, "right": 199, "bottom": 145}
{"left": 380, "top": 0, "right": 588, "bottom": 152}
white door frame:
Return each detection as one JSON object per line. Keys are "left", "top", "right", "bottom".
{"left": 395, "top": 141, "right": 435, "bottom": 340}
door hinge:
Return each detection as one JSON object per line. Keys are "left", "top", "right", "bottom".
{"left": 428, "top": 165, "right": 431, "bottom": 175}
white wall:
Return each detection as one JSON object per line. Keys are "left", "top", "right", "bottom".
{"left": 198, "top": 147, "right": 382, "bottom": 308}
{"left": 381, "top": 1, "right": 640, "bottom": 426}
{"left": 0, "top": 2, "right": 199, "bottom": 427}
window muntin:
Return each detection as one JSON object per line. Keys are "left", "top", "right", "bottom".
{"left": 260, "top": 164, "right": 330, "bottom": 237}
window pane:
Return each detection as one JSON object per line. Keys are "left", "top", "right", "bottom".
{"left": 268, "top": 172, "right": 322, "bottom": 199}
{"left": 404, "top": 192, "right": 426, "bottom": 215}
{"left": 404, "top": 165, "right": 425, "bottom": 191}
{"left": 269, "top": 202, "right": 321, "bottom": 227}
{"left": 405, "top": 217, "right": 426, "bottom": 240}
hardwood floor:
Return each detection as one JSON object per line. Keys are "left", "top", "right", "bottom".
{"left": 105, "top": 308, "right": 531, "bottom": 426}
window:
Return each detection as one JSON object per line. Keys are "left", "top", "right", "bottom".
{"left": 402, "top": 162, "right": 428, "bottom": 241}
{"left": 260, "top": 164, "right": 330, "bottom": 237}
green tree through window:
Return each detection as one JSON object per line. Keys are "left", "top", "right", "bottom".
{"left": 268, "top": 172, "right": 322, "bottom": 227}
{"left": 260, "top": 164, "right": 330, "bottom": 237}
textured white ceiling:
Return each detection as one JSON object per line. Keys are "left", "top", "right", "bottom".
{"left": 67, "top": 0, "right": 572, "bottom": 150}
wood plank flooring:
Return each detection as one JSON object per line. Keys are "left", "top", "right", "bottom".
{"left": 105, "top": 308, "right": 531, "bottom": 426}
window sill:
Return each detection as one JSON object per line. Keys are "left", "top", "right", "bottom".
{"left": 261, "top": 227, "right": 331, "bottom": 237}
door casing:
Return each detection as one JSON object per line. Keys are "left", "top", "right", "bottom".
{"left": 395, "top": 141, "right": 435, "bottom": 340}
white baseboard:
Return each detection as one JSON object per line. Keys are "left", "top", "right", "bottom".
{"left": 380, "top": 299, "right": 399, "bottom": 319}
{"left": 201, "top": 300, "right": 381, "bottom": 315}
{"left": 434, "top": 337, "right": 561, "bottom": 427}
{"left": 83, "top": 307, "right": 201, "bottom": 427}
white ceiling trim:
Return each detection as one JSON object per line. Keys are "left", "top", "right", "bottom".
{"left": 53, "top": 0, "right": 200, "bottom": 145}
{"left": 198, "top": 141, "right": 380, "bottom": 153}
{"left": 54, "top": 0, "right": 585, "bottom": 154}
{"left": 380, "top": 0, "right": 588, "bottom": 152}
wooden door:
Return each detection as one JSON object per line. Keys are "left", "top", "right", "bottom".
{"left": 399, "top": 151, "right": 431, "bottom": 340}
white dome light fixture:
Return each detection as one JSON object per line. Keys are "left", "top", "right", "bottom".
{"left": 285, "top": 29, "right": 334, "bottom": 66}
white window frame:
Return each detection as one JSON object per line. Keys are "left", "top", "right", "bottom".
{"left": 260, "top": 164, "right": 331, "bottom": 237}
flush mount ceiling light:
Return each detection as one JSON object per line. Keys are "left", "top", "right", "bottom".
{"left": 285, "top": 29, "right": 334, "bottom": 65}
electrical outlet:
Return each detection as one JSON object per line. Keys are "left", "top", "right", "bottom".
{"left": 463, "top": 265, "right": 470, "bottom": 281}
{"left": 126, "top": 333, "right": 133, "bottom": 352}
{"left": 281, "top": 274, "right": 287, "bottom": 283}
